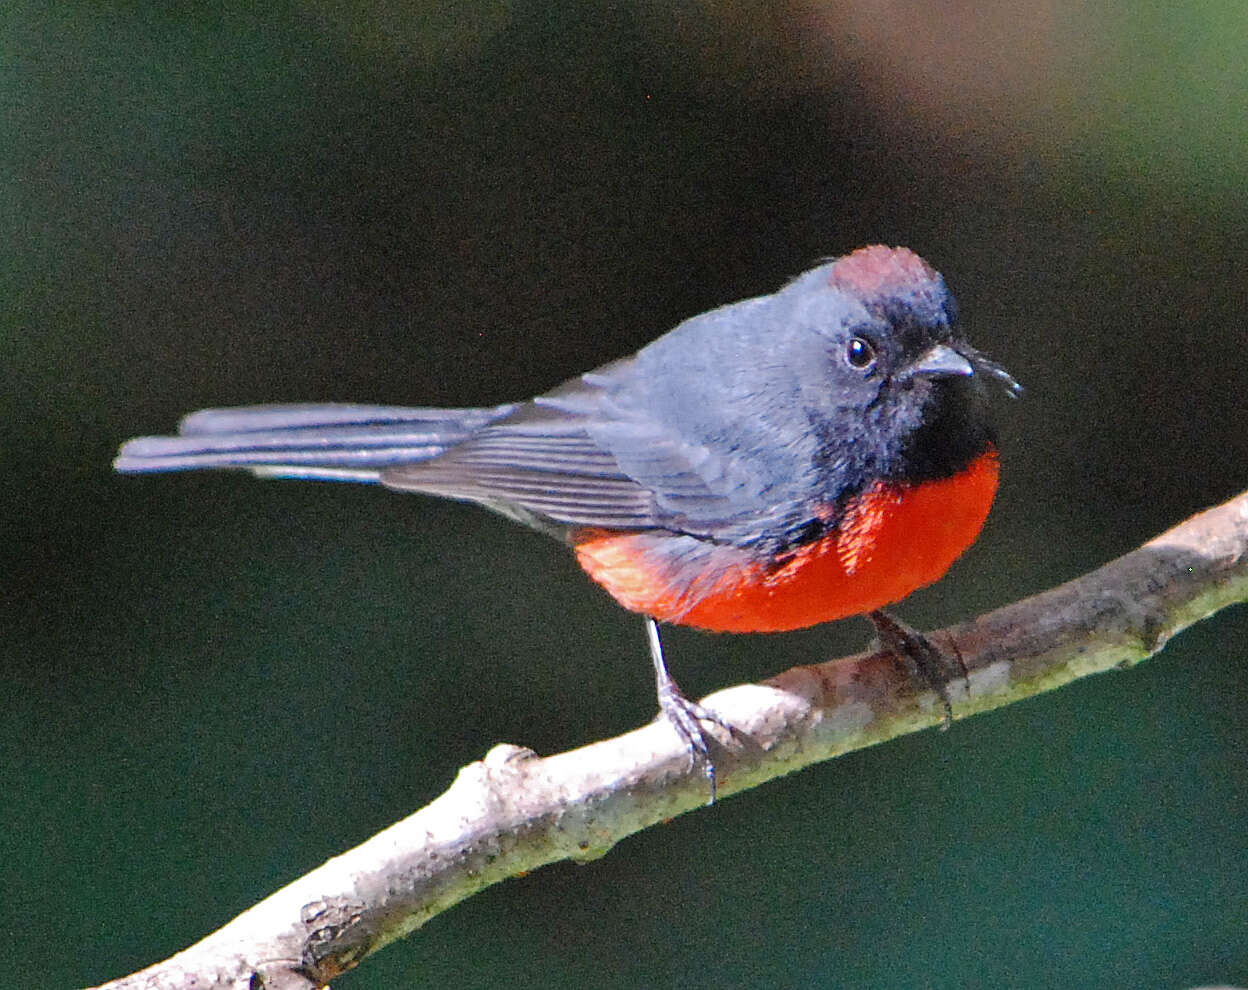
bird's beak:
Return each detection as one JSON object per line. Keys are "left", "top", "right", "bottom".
{"left": 911, "top": 343, "right": 1023, "bottom": 398}
{"left": 911, "top": 344, "right": 974, "bottom": 379}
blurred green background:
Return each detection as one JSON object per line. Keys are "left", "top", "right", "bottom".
{"left": 3, "top": 1, "right": 1246, "bottom": 987}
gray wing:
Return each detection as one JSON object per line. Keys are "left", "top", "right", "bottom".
{"left": 382, "top": 360, "right": 785, "bottom": 538}
{"left": 115, "top": 364, "right": 801, "bottom": 540}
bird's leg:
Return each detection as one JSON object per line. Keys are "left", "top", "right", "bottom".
{"left": 645, "top": 617, "right": 731, "bottom": 805}
{"left": 867, "top": 609, "right": 968, "bottom": 730}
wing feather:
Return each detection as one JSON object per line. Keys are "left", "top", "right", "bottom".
{"left": 381, "top": 370, "right": 767, "bottom": 534}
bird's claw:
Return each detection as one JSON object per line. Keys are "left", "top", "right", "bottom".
{"left": 655, "top": 682, "right": 732, "bottom": 804}
{"left": 868, "top": 609, "right": 968, "bottom": 729}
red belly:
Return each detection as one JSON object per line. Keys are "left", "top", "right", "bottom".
{"left": 574, "top": 450, "right": 1000, "bottom": 632}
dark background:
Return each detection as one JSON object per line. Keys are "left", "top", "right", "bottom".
{"left": 4, "top": 2, "right": 1246, "bottom": 987}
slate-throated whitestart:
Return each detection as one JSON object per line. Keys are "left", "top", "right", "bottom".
{"left": 115, "top": 245, "right": 1020, "bottom": 800}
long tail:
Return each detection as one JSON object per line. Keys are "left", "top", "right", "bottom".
{"left": 114, "top": 402, "right": 516, "bottom": 483}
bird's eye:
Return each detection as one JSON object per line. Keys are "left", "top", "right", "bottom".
{"left": 845, "top": 336, "right": 877, "bottom": 370}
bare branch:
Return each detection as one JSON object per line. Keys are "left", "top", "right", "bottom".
{"left": 88, "top": 490, "right": 1248, "bottom": 990}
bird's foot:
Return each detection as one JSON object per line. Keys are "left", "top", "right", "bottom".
{"left": 646, "top": 618, "right": 732, "bottom": 805}
{"left": 867, "top": 609, "right": 967, "bottom": 730}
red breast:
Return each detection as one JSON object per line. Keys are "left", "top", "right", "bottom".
{"left": 573, "top": 450, "right": 1000, "bottom": 632}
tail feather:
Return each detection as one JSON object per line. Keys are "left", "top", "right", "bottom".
{"left": 176, "top": 403, "right": 490, "bottom": 435}
{"left": 114, "top": 402, "right": 515, "bottom": 482}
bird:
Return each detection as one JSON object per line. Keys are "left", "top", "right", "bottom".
{"left": 115, "top": 245, "right": 1020, "bottom": 801}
